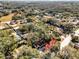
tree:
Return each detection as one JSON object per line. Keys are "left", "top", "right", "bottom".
{"left": 63, "top": 23, "right": 74, "bottom": 34}
{"left": 12, "top": 15, "right": 23, "bottom": 20}
{"left": 0, "top": 30, "right": 17, "bottom": 59}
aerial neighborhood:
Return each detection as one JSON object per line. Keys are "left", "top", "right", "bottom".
{"left": 0, "top": 1, "right": 79, "bottom": 59}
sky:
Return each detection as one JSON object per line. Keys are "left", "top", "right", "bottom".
{"left": 1, "top": 0, "right": 79, "bottom": 1}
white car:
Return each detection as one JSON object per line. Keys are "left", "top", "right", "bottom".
{"left": 74, "top": 29, "right": 79, "bottom": 37}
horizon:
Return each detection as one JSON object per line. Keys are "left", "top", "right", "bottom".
{"left": 1, "top": 0, "right": 79, "bottom": 1}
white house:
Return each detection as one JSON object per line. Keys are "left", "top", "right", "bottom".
{"left": 60, "top": 34, "right": 72, "bottom": 51}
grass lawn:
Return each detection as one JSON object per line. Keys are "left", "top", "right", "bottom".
{"left": 0, "top": 13, "right": 15, "bottom": 22}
